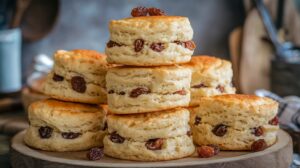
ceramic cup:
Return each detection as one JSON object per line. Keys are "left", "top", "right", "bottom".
{"left": 0, "top": 28, "right": 21, "bottom": 93}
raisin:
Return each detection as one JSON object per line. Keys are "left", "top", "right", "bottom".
{"left": 197, "top": 146, "right": 215, "bottom": 158}
{"left": 194, "top": 116, "right": 201, "bottom": 125}
{"left": 216, "top": 85, "right": 225, "bottom": 93}
{"left": 130, "top": 87, "right": 151, "bottom": 98}
{"left": 110, "top": 132, "right": 125, "bottom": 143}
{"left": 150, "top": 43, "right": 165, "bottom": 52}
{"left": 134, "top": 39, "right": 144, "bottom": 52}
{"left": 184, "top": 41, "right": 196, "bottom": 50}
{"left": 61, "top": 132, "right": 81, "bottom": 139}
{"left": 212, "top": 124, "right": 227, "bottom": 137}
{"left": 251, "top": 139, "right": 267, "bottom": 152}
{"left": 192, "top": 83, "right": 207, "bottom": 89}
{"left": 148, "top": 7, "right": 165, "bottom": 16}
{"left": 173, "top": 90, "right": 187, "bottom": 95}
{"left": 108, "top": 90, "right": 114, "bottom": 94}
{"left": 187, "top": 131, "right": 192, "bottom": 136}
{"left": 145, "top": 138, "right": 164, "bottom": 150}
{"left": 118, "top": 91, "right": 126, "bottom": 95}
{"left": 252, "top": 126, "right": 264, "bottom": 137}
{"left": 87, "top": 147, "right": 104, "bottom": 161}
{"left": 131, "top": 6, "right": 148, "bottom": 17}
{"left": 269, "top": 116, "right": 279, "bottom": 125}
{"left": 107, "top": 40, "right": 122, "bottom": 48}
{"left": 174, "top": 41, "right": 183, "bottom": 45}
{"left": 207, "top": 144, "right": 220, "bottom": 155}
{"left": 174, "top": 41, "right": 196, "bottom": 50}
{"left": 102, "top": 122, "right": 108, "bottom": 131}
{"left": 71, "top": 76, "right": 86, "bottom": 93}
{"left": 230, "top": 81, "right": 234, "bottom": 87}
{"left": 38, "top": 126, "right": 53, "bottom": 139}
{"left": 52, "top": 73, "right": 64, "bottom": 81}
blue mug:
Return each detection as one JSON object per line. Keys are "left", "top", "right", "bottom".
{"left": 0, "top": 28, "right": 21, "bottom": 93}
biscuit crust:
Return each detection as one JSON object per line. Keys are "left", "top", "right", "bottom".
{"left": 103, "top": 134, "right": 195, "bottom": 161}
{"left": 24, "top": 126, "right": 106, "bottom": 152}
{"left": 184, "top": 56, "right": 236, "bottom": 106}
{"left": 106, "top": 16, "right": 194, "bottom": 66}
{"left": 28, "top": 99, "right": 106, "bottom": 132}
{"left": 107, "top": 108, "right": 190, "bottom": 141}
{"left": 106, "top": 66, "right": 191, "bottom": 114}
{"left": 44, "top": 49, "right": 112, "bottom": 104}
{"left": 104, "top": 107, "right": 194, "bottom": 161}
{"left": 191, "top": 94, "right": 279, "bottom": 150}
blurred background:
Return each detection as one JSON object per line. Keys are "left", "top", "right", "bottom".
{"left": 18, "top": 0, "right": 245, "bottom": 82}
{"left": 0, "top": 0, "right": 300, "bottom": 167}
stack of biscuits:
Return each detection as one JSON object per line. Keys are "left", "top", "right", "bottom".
{"left": 190, "top": 94, "right": 279, "bottom": 152}
{"left": 185, "top": 56, "right": 279, "bottom": 153}
{"left": 103, "top": 7, "right": 196, "bottom": 161}
{"left": 24, "top": 49, "right": 109, "bottom": 152}
{"left": 22, "top": 6, "right": 280, "bottom": 161}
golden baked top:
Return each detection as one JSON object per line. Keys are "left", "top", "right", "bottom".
{"left": 29, "top": 99, "right": 102, "bottom": 114}
{"left": 108, "top": 108, "right": 187, "bottom": 124}
{"left": 108, "top": 16, "right": 193, "bottom": 43}
{"left": 28, "top": 99, "right": 106, "bottom": 132}
{"left": 199, "top": 94, "right": 278, "bottom": 113}
{"left": 185, "top": 56, "right": 231, "bottom": 72}
{"left": 54, "top": 49, "right": 112, "bottom": 75}
{"left": 106, "top": 65, "right": 191, "bottom": 91}
{"left": 210, "top": 94, "right": 277, "bottom": 105}
{"left": 183, "top": 56, "right": 233, "bottom": 87}
{"left": 108, "top": 65, "right": 190, "bottom": 74}
{"left": 55, "top": 49, "right": 107, "bottom": 64}
{"left": 107, "top": 108, "right": 190, "bottom": 141}
{"left": 110, "top": 16, "right": 188, "bottom": 27}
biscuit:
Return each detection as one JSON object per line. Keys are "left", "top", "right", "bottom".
{"left": 106, "top": 65, "right": 191, "bottom": 114}
{"left": 24, "top": 127, "right": 105, "bottom": 152}
{"left": 44, "top": 49, "right": 112, "bottom": 104}
{"left": 107, "top": 108, "right": 190, "bottom": 141}
{"left": 184, "top": 56, "right": 236, "bottom": 106}
{"left": 103, "top": 108, "right": 195, "bottom": 161}
{"left": 24, "top": 99, "right": 107, "bottom": 151}
{"left": 106, "top": 16, "right": 195, "bottom": 66}
{"left": 191, "top": 94, "right": 279, "bottom": 150}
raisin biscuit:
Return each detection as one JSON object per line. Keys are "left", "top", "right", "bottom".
{"left": 106, "top": 65, "right": 191, "bottom": 114}
{"left": 184, "top": 56, "right": 236, "bottom": 106}
{"left": 44, "top": 49, "right": 112, "bottom": 104}
{"left": 191, "top": 94, "right": 279, "bottom": 150}
{"left": 106, "top": 16, "right": 195, "bottom": 66}
{"left": 24, "top": 99, "right": 107, "bottom": 152}
{"left": 103, "top": 108, "right": 195, "bottom": 161}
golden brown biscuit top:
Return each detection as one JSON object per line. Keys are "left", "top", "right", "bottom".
{"left": 122, "top": 16, "right": 187, "bottom": 22}
{"left": 72, "top": 49, "right": 106, "bottom": 60}
{"left": 54, "top": 49, "right": 107, "bottom": 65}
{"left": 203, "top": 94, "right": 278, "bottom": 106}
{"left": 29, "top": 99, "right": 103, "bottom": 114}
{"left": 28, "top": 99, "right": 106, "bottom": 132}
{"left": 53, "top": 49, "right": 114, "bottom": 74}
{"left": 185, "top": 56, "right": 231, "bottom": 70}
{"left": 109, "top": 64, "right": 187, "bottom": 72}
{"left": 109, "top": 16, "right": 190, "bottom": 28}
{"left": 107, "top": 108, "right": 188, "bottom": 126}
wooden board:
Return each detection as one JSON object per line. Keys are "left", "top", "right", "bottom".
{"left": 229, "top": 27, "right": 243, "bottom": 93}
{"left": 11, "top": 130, "right": 293, "bottom": 168}
{"left": 240, "top": 8, "right": 274, "bottom": 94}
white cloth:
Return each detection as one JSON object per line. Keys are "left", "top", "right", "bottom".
{"left": 255, "top": 89, "right": 300, "bottom": 131}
